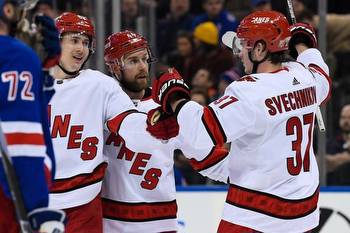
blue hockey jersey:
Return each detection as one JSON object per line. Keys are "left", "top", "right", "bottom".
{"left": 0, "top": 35, "right": 55, "bottom": 212}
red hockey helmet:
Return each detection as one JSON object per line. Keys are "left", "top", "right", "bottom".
{"left": 236, "top": 10, "right": 291, "bottom": 53}
{"left": 55, "top": 12, "right": 95, "bottom": 52}
{"left": 104, "top": 30, "right": 156, "bottom": 65}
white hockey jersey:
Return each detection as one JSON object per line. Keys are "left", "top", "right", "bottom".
{"left": 175, "top": 49, "right": 331, "bottom": 233}
{"left": 48, "top": 69, "right": 135, "bottom": 209}
{"left": 102, "top": 89, "right": 178, "bottom": 233}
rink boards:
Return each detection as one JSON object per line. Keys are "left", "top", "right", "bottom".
{"left": 176, "top": 186, "right": 350, "bottom": 233}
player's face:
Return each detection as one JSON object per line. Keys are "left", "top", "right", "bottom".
{"left": 60, "top": 33, "right": 90, "bottom": 72}
{"left": 340, "top": 105, "right": 350, "bottom": 133}
{"left": 121, "top": 48, "right": 149, "bottom": 92}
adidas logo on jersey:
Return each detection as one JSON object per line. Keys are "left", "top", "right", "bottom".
{"left": 293, "top": 77, "right": 300, "bottom": 85}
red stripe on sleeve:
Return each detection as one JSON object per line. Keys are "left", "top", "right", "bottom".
{"left": 5, "top": 133, "right": 45, "bottom": 145}
{"left": 308, "top": 63, "right": 332, "bottom": 105}
{"left": 107, "top": 110, "right": 138, "bottom": 134}
{"left": 190, "top": 146, "right": 229, "bottom": 171}
{"left": 202, "top": 107, "right": 227, "bottom": 145}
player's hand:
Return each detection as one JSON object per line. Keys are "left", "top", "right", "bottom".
{"left": 28, "top": 207, "right": 66, "bottom": 233}
{"left": 34, "top": 15, "right": 61, "bottom": 70}
{"left": 152, "top": 68, "right": 190, "bottom": 114}
{"left": 289, "top": 22, "right": 317, "bottom": 59}
{"left": 146, "top": 107, "right": 179, "bottom": 140}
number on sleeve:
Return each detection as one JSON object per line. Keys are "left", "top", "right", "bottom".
{"left": 1, "top": 71, "right": 35, "bottom": 101}
{"left": 1, "top": 71, "right": 18, "bottom": 101}
{"left": 214, "top": 95, "right": 238, "bottom": 109}
{"left": 20, "top": 72, "right": 35, "bottom": 101}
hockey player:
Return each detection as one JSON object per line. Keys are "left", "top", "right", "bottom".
{"left": 102, "top": 30, "right": 179, "bottom": 233}
{"left": 147, "top": 11, "right": 331, "bottom": 233}
{"left": 0, "top": 0, "right": 65, "bottom": 232}
{"left": 48, "top": 12, "right": 136, "bottom": 233}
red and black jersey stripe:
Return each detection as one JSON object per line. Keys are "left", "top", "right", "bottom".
{"left": 102, "top": 198, "right": 177, "bottom": 222}
{"left": 202, "top": 106, "right": 227, "bottom": 145}
{"left": 226, "top": 183, "right": 319, "bottom": 219}
{"left": 308, "top": 63, "right": 332, "bottom": 105}
{"left": 190, "top": 146, "right": 229, "bottom": 171}
{"left": 107, "top": 110, "right": 139, "bottom": 134}
{"left": 50, "top": 162, "right": 107, "bottom": 193}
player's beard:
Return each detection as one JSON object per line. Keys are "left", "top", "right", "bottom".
{"left": 121, "top": 73, "right": 149, "bottom": 92}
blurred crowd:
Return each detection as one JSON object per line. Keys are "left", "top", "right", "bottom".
{"left": 28, "top": 0, "right": 350, "bottom": 186}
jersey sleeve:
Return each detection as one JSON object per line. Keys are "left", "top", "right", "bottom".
{"left": 297, "top": 48, "right": 331, "bottom": 105}
{"left": 0, "top": 49, "right": 53, "bottom": 212}
{"left": 175, "top": 85, "right": 256, "bottom": 179}
{"left": 104, "top": 81, "right": 137, "bottom": 132}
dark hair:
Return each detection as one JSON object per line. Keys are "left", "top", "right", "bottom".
{"left": 255, "top": 40, "right": 292, "bottom": 64}
{"left": 269, "top": 51, "right": 293, "bottom": 64}
{"left": 176, "top": 30, "right": 195, "bottom": 52}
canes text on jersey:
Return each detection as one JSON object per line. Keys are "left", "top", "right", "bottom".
{"left": 48, "top": 105, "right": 99, "bottom": 160}
{"left": 106, "top": 132, "right": 162, "bottom": 190}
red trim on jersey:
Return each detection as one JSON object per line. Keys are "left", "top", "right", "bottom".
{"left": 202, "top": 106, "right": 227, "bottom": 145}
{"left": 50, "top": 162, "right": 107, "bottom": 193}
{"left": 308, "top": 63, "right": 332, "bottom": 105}
{"left": 218, "top": 219, "right": 261, "bottom": 233}
{"left": 5, "top": 133, "right": 44, "bottom": 145}
{"left": 107, "top": 110, "right": 138, "bottom": 134}
{"left": 141, "top": 95, "right": 152, "bottom": 102}
{"left": 44, "top": 165, "right": 52, "bottom": 186}
{"left": 190, "top": 146, "right": 229, "bottom": 171}
{"left": 102, "top": 198, "right": 177, "bottom": 222}
{"left": 269, "top": 67, "right": 289, "bottom": 73}
{"left": 226, "top": 184, "right": 319, "bottom": 219}
{"left": 217, "top": 219, "right": 314, "bottom": 233}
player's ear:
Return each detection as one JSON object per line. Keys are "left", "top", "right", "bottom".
{"left": 2, "top": 3, "right": 16, "bottom": 20}
{"left": 254, "top": 40, "right": 267, "bottom": 60}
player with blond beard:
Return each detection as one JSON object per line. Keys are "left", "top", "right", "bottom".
{"left": 102, "top": 30, "right": 179, "bottom": 233}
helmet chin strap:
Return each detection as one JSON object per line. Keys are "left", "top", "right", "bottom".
{"left": 58, "top": 53, "right": 91, "bottom": 77}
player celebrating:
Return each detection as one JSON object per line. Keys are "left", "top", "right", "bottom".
{"left": 0, "top": 0, "right": 65, "bottom": 232}
{"left": 48, "top": 12, "right": 135, "bottom": 233}
{"left": 102, "top": 30, "right": 179, "bottom": 233}
{"left": 147, "top": 11, "right": 331, "bottom": 233}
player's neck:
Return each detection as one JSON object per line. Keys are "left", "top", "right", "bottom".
{"left": 257, "top": 62, "right": 282, "bottom": 73}
{"left": 124, "top": 88, "right": 145, "bottom": 100}
{"left": 0, "top": 25, "right": 9, "bottom": 35}
{"left": 52, "top": 65, "right": 76, "bottom": 80}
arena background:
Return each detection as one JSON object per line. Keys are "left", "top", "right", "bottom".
{"left": 27, "top": 1, "right": 350, "bottom": 231}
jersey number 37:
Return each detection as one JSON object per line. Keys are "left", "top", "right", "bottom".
{"left": 286, "top": 113, "right": 314, "bottom": 176}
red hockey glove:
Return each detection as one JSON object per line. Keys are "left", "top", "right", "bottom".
{"left": 289, "top": 22, "right": 317, "bottom": 59}
{"left": 147, "top": 107, "right": 179, "bottom": 140}
{"left": 152, "top": 68, "right": 190, "bottom": 114}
